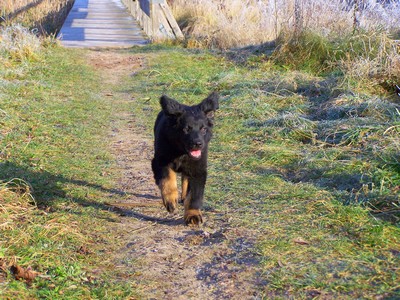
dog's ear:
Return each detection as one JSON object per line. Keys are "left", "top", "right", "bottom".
{"left": 200, "top": 92, "right": 219, "bottom": 118}
{"left": 160, "top": 95, "right": 184, "bottom": 117}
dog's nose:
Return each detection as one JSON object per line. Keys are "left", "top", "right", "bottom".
{"left": 194, "top": 141, "right": 203, "bottom": 148}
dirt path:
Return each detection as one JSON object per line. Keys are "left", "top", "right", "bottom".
{"left": 86, "top": 49, "right": 263, "bottom": 299}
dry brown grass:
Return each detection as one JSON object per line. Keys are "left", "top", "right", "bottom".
{"left": 170, "top": 0, "right": 400, "bottom": 49}
{"left": 1, "top": 0, "right": 73, "bottom": 35}
{"left": 1, "top": 0, "right": 36, "bottom": 14}
{"left": 339, "top": 32, "right": 400, "bottom": 91}
{"left": 1, "top": 0, "right": 69, "bottom": 16}
{"left": 0, "top": 179, "right": 35, "bottom": 229}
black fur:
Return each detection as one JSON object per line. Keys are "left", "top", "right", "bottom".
{"left": 152, "top": 92, "right": 219, "bottom": 225}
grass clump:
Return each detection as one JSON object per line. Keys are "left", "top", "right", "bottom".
{"left": 272, "top": 30, "right": 335, "bottom": 73}
{"left": 172, "top": 0, "right": 275, "bottom": 49}
{"left": 272, "top": 30, "right": 400, "bottom": 93}
{"left": 0, "top": 25, "right": 43, "bottom": 62}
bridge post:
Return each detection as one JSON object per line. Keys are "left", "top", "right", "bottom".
{"left": 120, "top": 0, "right": 183, "bottom": 41}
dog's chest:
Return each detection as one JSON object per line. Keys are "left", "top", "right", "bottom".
{"left": 172, "top": 155, "right": 205, "bottom": 175}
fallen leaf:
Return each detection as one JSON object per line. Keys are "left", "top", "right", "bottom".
{"left": 10, "top": 264, "right": 38, "bottom": 283}
{"left": 293, "top": 238, "right": 310, "bottom": 245}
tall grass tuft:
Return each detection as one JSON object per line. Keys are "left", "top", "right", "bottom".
{"left": 0, "top": 25, "right": 43, "bottom": 62}
{"left": 339, "top": 32, "right": 400, "bottom": 92}
{"left": 171, "top": 0, "right": 277, "bottom": 49}
{"left": 271, "top": 30, "right": 334, "bottom": 73}
{"left": 270, "top": 30, "right": 400, "bottom": 94}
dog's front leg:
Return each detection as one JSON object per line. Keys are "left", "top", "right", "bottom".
{"left": 184, "top": 173, "right": 206, "bottom": 225}
{"left": 159, "top": 166, "right": 179, "bottom": 213}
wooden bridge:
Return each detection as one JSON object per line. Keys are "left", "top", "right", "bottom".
{"left": 58, "top": 0, "right": 182, "bottom": 48}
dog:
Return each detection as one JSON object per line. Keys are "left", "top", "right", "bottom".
{"left": 151, "top": 92, "right": 219, "bottom": 225}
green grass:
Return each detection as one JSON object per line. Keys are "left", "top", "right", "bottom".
{"left": 0, "top": 45, "right": 135, "bottom": 298}
{"left": 124, "top": 46, "right": 400, "bottom": 298}
{"left": 1, "top": 34, "right": 399, "bottom": 298}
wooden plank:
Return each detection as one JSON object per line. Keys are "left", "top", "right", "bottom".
{"left": 58, "top": 0, "right": 149, "bottom": 48}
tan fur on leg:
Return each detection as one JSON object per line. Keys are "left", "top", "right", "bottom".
{"left": 159, "top": 168, "right": 178, "bottom": 213}
{"left": 181, "top": 175, "right": 189, "bottom": 203}
{"left": 184, "top": 193, "right": 202, "bottom": 225}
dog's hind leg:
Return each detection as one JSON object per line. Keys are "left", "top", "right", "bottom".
{"left": 159, "top": 167, "right": 179, "bottom": 213}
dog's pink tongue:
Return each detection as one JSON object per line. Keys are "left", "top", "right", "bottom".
{"left": 190, "top": 150, "right": 202, "bottom": 158}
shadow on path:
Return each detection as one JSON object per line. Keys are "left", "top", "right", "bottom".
{"left": 0, "top": 161, "right": 180, "bottom": 226}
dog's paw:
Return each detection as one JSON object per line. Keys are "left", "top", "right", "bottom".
{"left": 161, "top": 189, "right": 178, "bottom": 213}
{"left": 164, "top": 200, "right": 177, "bottom": 213}
{"left": 184, "top": 209, "right": 203, "bottom": 226}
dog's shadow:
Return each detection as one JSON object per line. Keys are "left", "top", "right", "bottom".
{"left": 113, "top": 207, "right": 184, "bottom": 226}
{"left": 0, "top": 161, "right": 184, "bottom": 226}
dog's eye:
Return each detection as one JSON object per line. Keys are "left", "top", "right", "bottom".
{"left": 201, "top": 127, "right": 207, "bottom": 135}
{"left": 183, "top": 126, "right": 191, "bottom": 134}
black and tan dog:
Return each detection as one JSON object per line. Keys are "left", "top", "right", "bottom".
{"left": 151, "top": 92, "right": 219, "bottom": 225}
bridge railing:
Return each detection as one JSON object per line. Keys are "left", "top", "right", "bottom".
{"left": 120, "top": 0, "right": 183, "bottom": 40}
